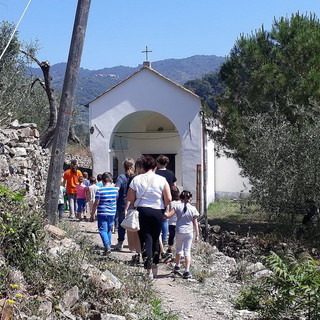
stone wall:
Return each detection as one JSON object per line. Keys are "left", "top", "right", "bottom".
{"left": 0, "top": 120, "right": 93, "bottom": 203}
{"left": 0, "top": 120, "right": 50, "bottom": 200}
{"left": 64, "top": 154, "right": 92, "bottom": 174}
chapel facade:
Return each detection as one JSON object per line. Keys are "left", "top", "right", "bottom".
{"left": 87, "top": 61, "right": 249, "bottom": 209}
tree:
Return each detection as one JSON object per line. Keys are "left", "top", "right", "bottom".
{"left": 0, "top": 22, "right": 50, "bottom": 131}
{"left": 0, "top": 21, "right": 81, "bottom": 148}
{"left": 211, "top": 13, "right": 320, "bottom": 218}
{"left": 184, "top": 72, "right": 224, "bottom": 112}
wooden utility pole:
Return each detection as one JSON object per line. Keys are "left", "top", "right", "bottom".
{"left": 201, "top": 109, "right": 209, "bottom": 241}
{"left": 45, "top": 0, "right": 91, "bottom": 225}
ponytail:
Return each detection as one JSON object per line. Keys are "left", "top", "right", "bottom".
{"left": 180, "top": 190, "right": 192, "bottom": 213}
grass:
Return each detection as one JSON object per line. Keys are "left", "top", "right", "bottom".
{"left": 207, "top": 198, "right": 271, "bottom": 236}
{"left": 206, "top": 198, "right": 320, "bottom": 253}
{"left": 208, "top": 198, "right": 267, "bottom": 222}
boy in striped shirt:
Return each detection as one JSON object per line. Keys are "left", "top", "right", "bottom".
{"left": 90, "top": 172, "right": 119, "bottom": 255}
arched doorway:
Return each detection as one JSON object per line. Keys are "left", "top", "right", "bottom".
{"left": 109, "top": 111, "right": 182, "bottom": 183}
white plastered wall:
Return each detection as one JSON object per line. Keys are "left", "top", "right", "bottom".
{"left": 89, "top": 67, "right": 205, "bottom": 200}
{"left": 215, "top": 154, "right": 250, "bottom": 199}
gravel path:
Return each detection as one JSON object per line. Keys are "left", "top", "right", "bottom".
{"left": 70, "top": 219, "right": 259, "bottom": 320}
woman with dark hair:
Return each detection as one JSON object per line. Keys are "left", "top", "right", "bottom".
{"left": 125, "top": 155, "right": 172, "bottom": 279}
{"left": 126, "top": 157, "right": 144, "bottom": 262}
{"left": 156, "top": 154, "right": 177, "bottom": 246}
{"left": 90, "top": 172, "right": 119, "bottom": 255}
{"left": 114, "top": 158, "right": 135, "bottom": 251}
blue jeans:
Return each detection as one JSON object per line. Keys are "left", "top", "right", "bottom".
{"left": 97, "top": 215, "right": 115, "bottom": 249}
{"left": 117, "top": 211, "right": 126, "bottom": 242}
{"left": 162, "top": 219, "right": 169, "bottom": 244}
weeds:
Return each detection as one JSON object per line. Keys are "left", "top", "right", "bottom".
{"left": 0, "top": 185, "right": 181, "bottom": 319}
{"left": 150, "top": 299, "right": 179, "bottom": 320}
{"left": 236, "top": 285, "right": 263, "bottom": 311}
{"left": 0, "top": 185, "right": 45, "bottom": 270}
{"left": 193, "top": 269, "right": 215, "bottom": 283}
{"left": 236, "top": 252, "right": 320, "bottom": 319}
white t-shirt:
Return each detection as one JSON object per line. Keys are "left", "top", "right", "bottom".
{"left": 88, "top": 184, "right": 99, "bottom": 202}
{"left": 58, "top": 186, "right": 65, "bottom": 204}
{"left": 171, "top": 201, "right": 199, "bottom": 234}
{"left": 130, "top": 172, "right": 167, "bottom": 209}
{"left": 168, "top": 200, "right": 179, "bottom": 225}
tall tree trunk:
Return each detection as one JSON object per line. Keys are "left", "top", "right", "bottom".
{"left": 21, "top": 50, "right": 57, "bottom": 148}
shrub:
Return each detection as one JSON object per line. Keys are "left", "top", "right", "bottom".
{"left": 236, "top": 285, "right": 263, "bottom": 311}
{"left": 236, "top": 252, "right": 320, "bottom": 319}
{"left": 0, "top": 185, "right": 45, "bottom": 270}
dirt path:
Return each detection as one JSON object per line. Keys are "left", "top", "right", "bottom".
{"left": 71, "top": 219, "right": 258, "bottom": 320}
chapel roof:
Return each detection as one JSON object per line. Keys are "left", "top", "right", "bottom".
{"left": 85, "top": 64, "right": 201, "bottom": 107}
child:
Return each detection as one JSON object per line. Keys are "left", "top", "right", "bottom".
{"left": 83, "top": 171, "right": 90, "bottom": 187}
{"left": 76, "top": 176, "right": 88, "bottom": 221}
{"left": 58, "top": 180, "right": 66, "bottom": 221}
{"left": 96, "top": 174, "right": 103, "bottom": 188}
{"left": 163, "top": 186, "right": 180, "bottom": 262}
{"left": 165, "top": 190, "right": 199, "bottom": 279}
{"left": 90, "top": 172, "right": 119, "bottom": 255}
{"left": 87, "top": 177, "right": 99, "bottom": 222}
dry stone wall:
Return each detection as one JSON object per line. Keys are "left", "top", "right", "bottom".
{"left": 64, "top": 154, "right": 92, "bottom": 174}
{"left": 0, "top": 120, "right": 50, "bottom": 200}
{"left": 0, "top": 120, "right": 92, "bottom": 204}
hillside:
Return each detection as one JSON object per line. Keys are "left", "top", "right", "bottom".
{"left": 28, "top": 54, "right": 224, "bottom": 143}
{"left": 28, "top": 55, "right": 225, "bottom": 106}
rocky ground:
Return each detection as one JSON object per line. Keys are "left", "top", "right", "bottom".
{"left": 70, "top": 218, "right": 261, "bottom": 320}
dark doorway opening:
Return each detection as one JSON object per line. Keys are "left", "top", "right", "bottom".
{"left": 143, "top": 153, "right": 176, "bottom": 174}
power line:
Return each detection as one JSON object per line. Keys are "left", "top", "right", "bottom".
{"left": 0, "top": 0, "right": 32, "bottom": 62}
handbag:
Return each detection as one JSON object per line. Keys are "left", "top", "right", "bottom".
{"left": 121, "top": 208, "right": 140, "bottom": 232}
{"left": 121, "top": 174, "right": 154, "bottom": 232}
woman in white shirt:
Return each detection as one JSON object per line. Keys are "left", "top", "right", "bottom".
{"left": 126, "top": 155, "right": 172, "bottom": 279}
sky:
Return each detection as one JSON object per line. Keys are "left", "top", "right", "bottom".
{"left": 0, "top": 0, "right": 320, "bottom": 70}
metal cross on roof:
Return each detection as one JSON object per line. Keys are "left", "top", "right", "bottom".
{"left": 142, "top": 46, "right": 152, "bottom": 61}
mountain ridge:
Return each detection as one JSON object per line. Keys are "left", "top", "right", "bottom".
{"left": 28, "top": 54, "right": 225, "bottom": 106}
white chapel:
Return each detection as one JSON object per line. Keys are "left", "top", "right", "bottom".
{"left": 87, "top": 61, "right": 249, "bottom": 209}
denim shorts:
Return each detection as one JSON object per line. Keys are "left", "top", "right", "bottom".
{"left": 77, "top": 198, "right": 86, "bottom": 213}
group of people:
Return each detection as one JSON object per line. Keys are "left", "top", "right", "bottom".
{"left": 61, "top": 160, "right": 99, "bottom": 221}
{"left": 62, "top": 155, "right": 200, "bottom": 280}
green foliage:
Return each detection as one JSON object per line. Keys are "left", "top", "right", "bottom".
{"left": 0, "top": 21, "right": 50, "bottom": 130}
{"left": 0, "top": 186, "right": 178, "bottom": 318}
{"left": 240, "top": 110, "right": 320, "bottom": 218}
{"left": 184, "top": 72, "right": 225, "bottom": 112}
{"left": 211, "top": 13, "right": 320, "bottom": 217}
{"left": 150, "top": 299, "right": 179, "bottom": 320}
{"left": 237, "top": 252, "right": 320, "bottom": 319}
{"left": 236, "top": 285, "right": 263, "bottom": 311}
{"left": 0, "top": 185, "right": 45, "bottom": 270}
